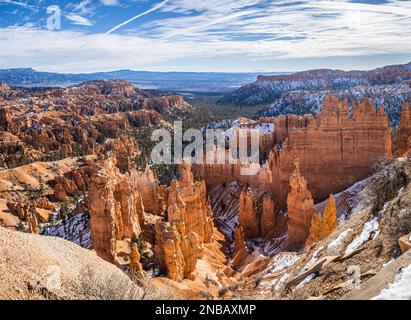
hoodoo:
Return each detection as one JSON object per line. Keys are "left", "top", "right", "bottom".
{"left": 286, "top": 159, "right": 315, "bottom": 250}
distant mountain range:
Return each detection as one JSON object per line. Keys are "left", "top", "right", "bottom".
{"left": 0, "top": 68, "right": 288, "bottom": 93}
{"left": 217, "top": 61, "right": 411, "bottom": 126}
{"left": 219, "top": 61, "right": 411, "bottom": 106}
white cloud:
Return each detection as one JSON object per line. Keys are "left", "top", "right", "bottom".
{"left": 65, "top": 13, "right": 93, "bottom": 26}
{"left": 100, "top": 0, "right": 119, "bottom": 6}
{"left": 1, "top": 0, "right": 411, "bottom": 72}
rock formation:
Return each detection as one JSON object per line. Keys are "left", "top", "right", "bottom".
{"left": 154, "top": 162, "right": 213, "bottom": 282}
{"left": 231, "top": 225, "right": 249, "bottom": 269}
{"left": 286, "top": 159, "right": 315, "bottom": 250}
{"left": 167, "top": 162, "right": 214, "bottom": 243}
{"left": 195, "top": 96, "right": 392, "bottom": 210}
{"left": 394, "top": 103, "right": 411, "bottom": 157}
{"left": 135, "top": 167, "right": 165, "bottom": 214}
{"left": 239, "top": 188, "right": 259, "bottom": 239}
{"left": 238, "top": 189, "right": 279, "bottom": 240}
{"left": 260, "top": 194, "right": 277, "bottom": 238}
{"left": 155, "top": 219, "right": 203, "bottom": 282}
{"left": 270, "top": 96, "right": 393, "bottom": 207}
{"left": 88, "top": 157, "right": 144, "bottom": 263}
{"left": 129, "top": 243, "right": 145, "bottom": 277}
{"left": 27, "top": 206, "right": 39, "bottom": 234}
{"left": 0, "top": 83, "right": 10, "bottom": 92}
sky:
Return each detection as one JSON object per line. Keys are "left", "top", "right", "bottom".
{"left": 0, "top": 0, "right": 411, "bottom": 73}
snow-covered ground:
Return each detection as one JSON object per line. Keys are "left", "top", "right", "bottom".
{"left": 45, "top": 212, "right": 91, "bottom": 249}
{"left": 373, "top": 263, "right": 411, "bottom": 300}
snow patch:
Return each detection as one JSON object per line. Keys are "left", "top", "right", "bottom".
{"left": 274, "top": 273, "right": 290, "bottom": 291}
{"left": 268, "top": 254, "right": 299, "bottom": 274}
{"left": 327, "top": 229, "right": 353, "bottom": 254}
{"left": 345, "top": 218, "right": 379, "bottom": 256}
{"left": 373, "top": 264, "right": 411, "bottom": 300}
{"left": 295, "top": 273, "right": 316, "bottom": 290}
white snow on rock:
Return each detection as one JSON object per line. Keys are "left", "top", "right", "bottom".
{"left": 328, "top": 229, "right": 353, "bottom": 255}
{"left": 373, "top": 264, "right": 411, "bottom": 300}
{"left": 254, "top": 123, "right": 274, "bottom": 134}
{"left": 345, "top": 218, "right": 379, "bottom": 256}
{"left": 304, "top": 246, "right": 323, "bottom": 270}
{"left": 295, "top": 273, "right": 316, "bottom": 290}
{"left": 274, "top": 273, "right": 290, "bottom": 291}
{"left": 268, "top": 254, "right": 299, "bottom": 274}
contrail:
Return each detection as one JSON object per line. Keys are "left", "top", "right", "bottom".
{"left": 0, "top": 0, "right": 37, "bottom": 10}
{"left": 104, "top": 0, "right": 171, "bottom": 35}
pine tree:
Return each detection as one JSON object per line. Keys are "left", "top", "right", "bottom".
{"left": 323, "top": 194, "right": 338, "bottom": 236}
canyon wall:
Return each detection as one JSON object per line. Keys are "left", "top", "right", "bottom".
{"left": 196, "top": 96, "right": 393, "bottom": 210}
{"left": 270, "top": 96, "right": 393, "bottom": 207}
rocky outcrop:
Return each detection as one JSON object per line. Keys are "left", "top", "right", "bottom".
{"left": 155, "top": 219, "right": 203, "bottom": 282}
{"left": 0, "top": 107, "right": 14, "bottom": 132}
{"left": 394, "top": 103, "right": 411, "bottom": 157}
{"left": 129, "top": 243, "right": 144, "bottom": 277}
{"left": 193, "top": 150, "right": 273, "bottom": 192}
{"left": 195, "top": 96, "right": 392, "bottom": 210}
{"left": 286, "top": 159, "right": 315, "bottom": 250}
{"left": 27, "top": 206, "right": 39, "bottom": 234}
{"left": 101, "top": 136, "right": 139, "bottom": 172}
{"left": 270, "top": 96, "right": 393, "bottom": 207}
{"left": 167, "top": 162, "right": 214, "bottom": 243}
{"left": 260, "top": 194, "right": 277, "bottom": 238}
{"left": 218, "top": 61, "right": 411, "bottom": 106}
{"left": 154, "top": 162, "right": 213, "bottom": 282}
{"left": 323, "top": 194, "right": 338, "bottom": 236}
{"left": 231, "top": 225, "right": 249, "bottom": 269}
{"left": 135, "top": 167, "right": 165, "bottom": 214}
{"left": 238, "top": 189, "right": 279, "bottom": 240}
{"left": 0, "top": 83, "right": 10, "bottom": 92}
{"left": 238, "top": 188, "right": 259, "bottom": 239}
{"left": 88, "top": 157, "right": 144, "bottom": 263}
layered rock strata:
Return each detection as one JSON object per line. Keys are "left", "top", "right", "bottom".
{"left": 195, "top": 96, "right": 393, "bottom": 209}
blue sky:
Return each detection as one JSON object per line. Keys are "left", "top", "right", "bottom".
{"left": 0, "top": 0, "right": 411, "bottom": 73}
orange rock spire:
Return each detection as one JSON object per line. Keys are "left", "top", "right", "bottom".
{"left": 286, "top": 159, "right": 315, "bottom": 250}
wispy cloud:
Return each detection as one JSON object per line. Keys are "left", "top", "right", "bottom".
{"left": 0, "top": 0, "right": 36, "bottom": 10}
{"left": 0, "top": 0, "right": 411, "bottom": 72}
{"left": 66, "top": 13, "right": 93, "bottom": 26}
